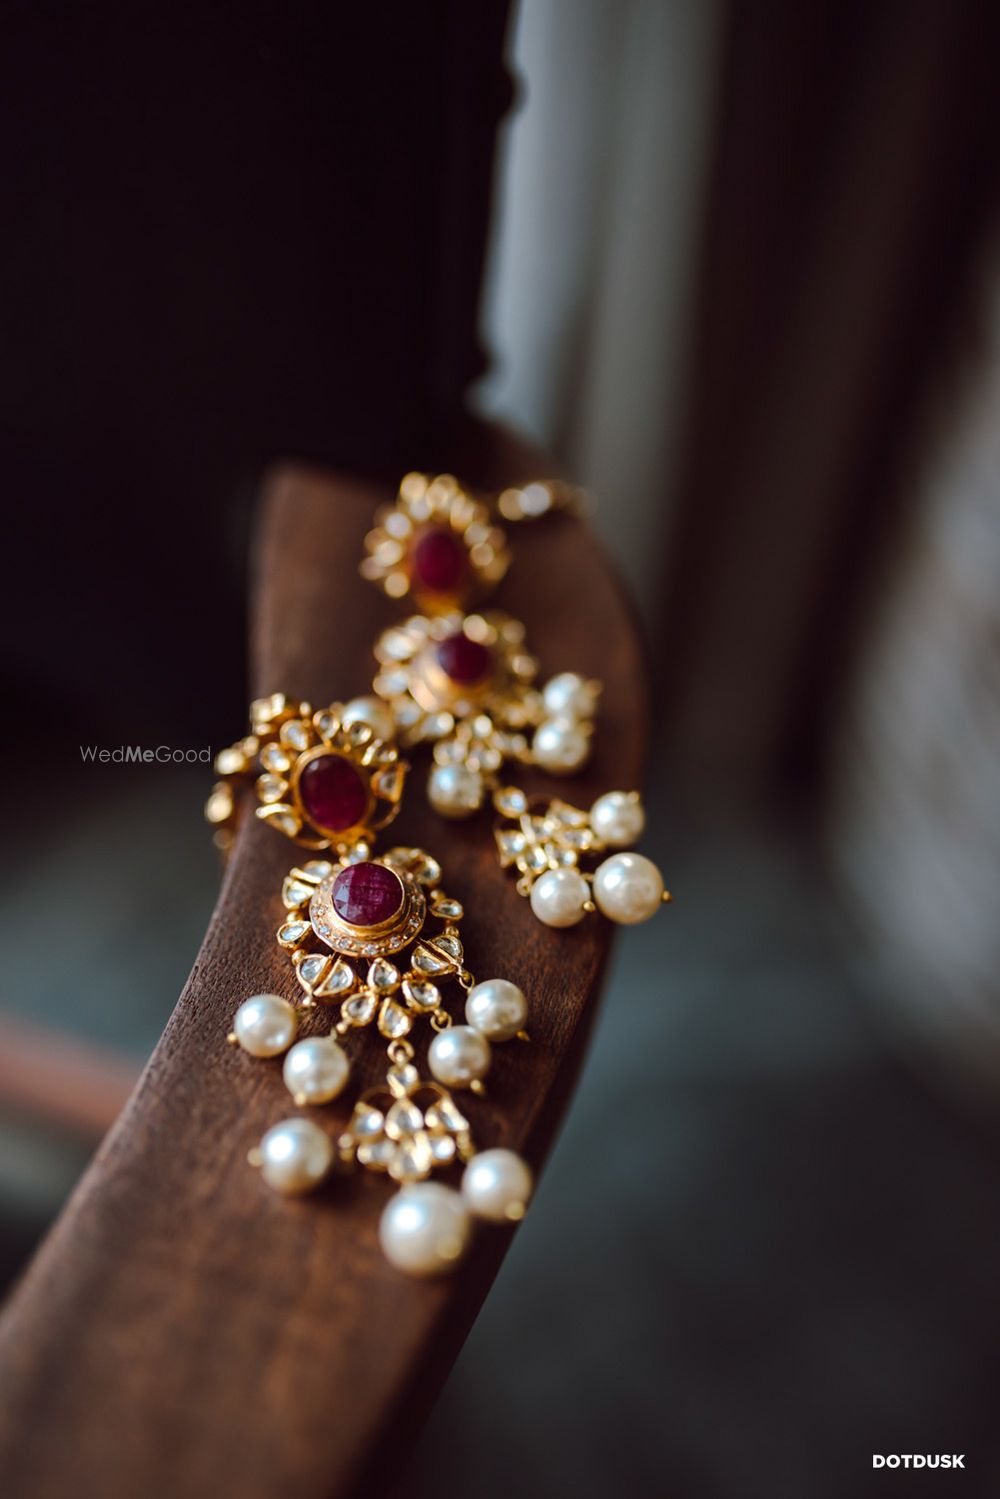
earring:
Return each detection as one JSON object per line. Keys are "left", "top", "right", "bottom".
{"left": 361, "top": 473, "right": 601, "bottom": 821}
{"left": 359, "top": 471, "right": 670, "bottom": 930}
{"left": 210, "top": 697, "right": 534, "bottom": 1277}
{"left": 493, "top": 786, "right": 670, "bottom": 928}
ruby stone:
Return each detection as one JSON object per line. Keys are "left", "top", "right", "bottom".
{"left": 331, "top": 862, "right": 403, "bottom": 927}
{"left": 436, "top": 631, "right": 493, "bottom": 685}
{"left": 412, "top": 527, "right": 468, "bottom": 594}
{"left": 299, "top": 754, "right": 368, "bottom": 832}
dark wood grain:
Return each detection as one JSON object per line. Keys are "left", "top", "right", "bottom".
{"left": 0, "top": 449, "right": 648, "bottom": 1499}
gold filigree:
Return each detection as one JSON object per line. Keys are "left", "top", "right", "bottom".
{"left": 206, "top": 695, "right": 407, "bottom": 852}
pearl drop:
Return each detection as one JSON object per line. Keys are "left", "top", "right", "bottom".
{"left": 532, "top": 717, "right": 590, "bottom": 772}
{"left": 542, "top": 672, "right": 598, "bottom": 720}
{"left": 593, "top": 851, "right": 664, "bottom": 924}
{"left": 465, "top": 979, "right": 528, "bottom": 1041}
{"left": 233, "top": 994, "right": 297, "bottom": 1057}
{"left": 257, "top": 1117, "right": 333, "bottom": 1195}
{"left": 427, "top": 762, "right": 484, "bottom": 818}
{"left": 529, "top": 867, "right": 589, "bottom": 927}
{"left": 282, "top": 1036, "right": 351, "bottom": 1104}
{"left": 341, "top": 695, "right": 397, "bottom": 742}
{"left": 379, "top": 1183, "right": 471, "bottom": 1275}
{"left": 590, "top": 790, "right": 646, "bottom": 847}
{"left": 462, "top": 1149, "right": 534, "bottom": 1222}
{"left": 428, "top": 1025, "right": 491, "bottom": 1088}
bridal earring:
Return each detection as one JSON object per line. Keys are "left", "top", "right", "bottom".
{"left": 206, "top": 468, "right": 669, "bottom": 1275}
{"left": 359, "top": 471, "right": 670, "bottom": 926}
{"left": 210, "top": 695, "right": 533, "bottom": 1276}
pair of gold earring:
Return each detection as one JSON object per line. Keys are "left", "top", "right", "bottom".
{"left": 207, "top": 473, "right": 670, "bottom": 1276}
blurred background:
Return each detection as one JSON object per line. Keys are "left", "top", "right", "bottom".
{"left": 2, "top": 1, "right": 1000, "bottom": 1495}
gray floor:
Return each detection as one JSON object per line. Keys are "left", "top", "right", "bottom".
{"left": 2, "top": 774, "right": 999, "bottom": 1497}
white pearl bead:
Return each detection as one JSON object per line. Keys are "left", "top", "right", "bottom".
{"left": 427, "top": 762, "right": 484, "bottom": 818}
{"left": 282, "top": 1036, "right": 351, "bottom": 1105}
{"left": 379, "top": 1183, "right": 471, "bottom": 1275}
{"left": 462, "top": 1149, "right": 533, "bottom": 1223}
{"left": 590, "top": 790, "right": 645, "bottom": 847}
{"left": 233, "top": 994, "right": 297, "bottom": 1057}
{"left": 593, "top": 851, "right": 664, "bottom": 924}
{"left": 529, "top": 867, "right": 589, "bottom": 927}
{"left": 532, "top": 717, "right": 590, "bottom": 772}
{"left": 257, "top": 1117, "right": 333, "bottom": 1195}
{"left": 428, "top": 1025, "right": 491, "bottom": 1088}
{"left": 465, "top": 979, "right": 528, "bottom": 1042}
{"left": 341, "top": 695, "right": 396, "bottom": 742}
{"left": 542, "top": 672, "right": 598, "bottom": 719}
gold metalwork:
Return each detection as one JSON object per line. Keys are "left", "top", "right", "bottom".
{"left": 206, "top": 693, "right": 407, "bottom": 852}
{"left": 360, "top": 471, "right": 511, "bottom": 611}
{"left": 493, "top": 785, "right": 673, "bottom": 909}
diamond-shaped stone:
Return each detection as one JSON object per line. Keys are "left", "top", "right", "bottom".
{"left": 425, "top": 1096, "right": 468, "bottom": 1133}
{"left": 341, "top": 992, "right": 377, "bottom": 1026}
{"left": 257, "top": 806, "right": 300, "bottom": 838}
{"left": 412, "top": 945, "right": 451, "bottom": 976}
{"left": 277, "top": 920, "right": 309, "bottom": 947}
{"left": 385, "top": 1099, "right": 423, "bottom": 1139}
{"left": 368, "top": 959, "right": 400, "bottom": 992}
{"left": 372, "top": 763, "right": 405, "bottom": 799}
{"left": 387, "top": 1062, "right": 421, "bottom": 1096}
{"left": 389, "top": 1134, "right": 433, "bottom": 1182}
{"left": 430, "top": 896, "right": 463, "bottom": 919}
{"left": 313, "top": 709, "right": 341, "bottom": 741}
{"left": 315, "top": 960, "right": 355, "bottom": 998}
{"left": 282, "top": 876, "right": 313, "bottom": 908}
{"left": 215, "top": 747, "right": 248, "bottom": 776}
{"left": 358, "top": 1138, "right": 394, "bottom": 1170}
{"left": 279, "top": 719, "right": 311, "bottom": 751}
{"left": 260, "top": 743, "right": 291, "bottom": 774}
{"left": 378, "top": 998, "right": 412, "bottom": 1039}
{"left": 350, "top": 1101, "right": 385, "bottom": 1139}
{"left": 494, "top": 785, "right": 530, "bottom": 821}
{"left": 297, "top": 954, "right": 328, "bottom": 987}
{"left": 402, "top": 977, "right": 440, "bottom": 1013}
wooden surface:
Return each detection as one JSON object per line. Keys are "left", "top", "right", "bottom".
{"left": 0, "top": 454, "right": 647, "bottom": 1499}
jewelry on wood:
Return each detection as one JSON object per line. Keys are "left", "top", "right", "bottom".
{"left": 214, "top": 700, "right": 532, "bottom": 1276}
{"left": 360, "top": 472, "right": 670, "bottom": 926}
{"left": 208, "top": 467, "right": 666, "bottom": 1274}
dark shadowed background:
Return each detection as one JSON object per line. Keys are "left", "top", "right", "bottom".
{"left": 2, "top": 3, "right": 1000, "bottom": 1496}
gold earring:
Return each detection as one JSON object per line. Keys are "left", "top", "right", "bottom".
{"left": 210, "top": 697, "right": 534, "bottom": 1277}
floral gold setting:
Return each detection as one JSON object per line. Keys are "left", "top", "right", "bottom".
{"left": 207, "top": 693, "right": 407, "bottom": 852}
{"left": 360, "top": 471, "right": 511, "bottom": 613}
{"left": 493, "top": 786, "right": 671, "bottom": 929}
{"left": 370, "top": 609, "right": 600, "bottom": 817}
{"left": 216, "top": 695, "right": 534, "bottom": 1273}
{"left": 209, "top": 465, "right": 664, "bottom": 1274}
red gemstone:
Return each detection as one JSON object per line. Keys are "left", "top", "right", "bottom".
{"left": 299, "top": 754, "right": 368, "bottom": 832}
{"left": 437, "top": 632, "right": 493, "bottom": 685}
{"left": 412, "top": 527, "right": 468, "bottom": 594}
{"left": 332, "top": 862, "right": 403, "bottom": 927}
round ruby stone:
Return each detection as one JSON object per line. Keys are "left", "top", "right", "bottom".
{"left": 331, "top": 862, "right": 403, "bottom": 927}
{"left": 436, "top": 632, "right": 493, "bottom": 686}
{"left": 412, "top": 527, "right": 468, "bottom": 594}
{"left": 299, "top": 754, "right": 368, "bottom": 832}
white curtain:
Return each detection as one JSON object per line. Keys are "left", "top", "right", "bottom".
{"left": 474, "top": 0, "right": 721, "bottom": 618}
